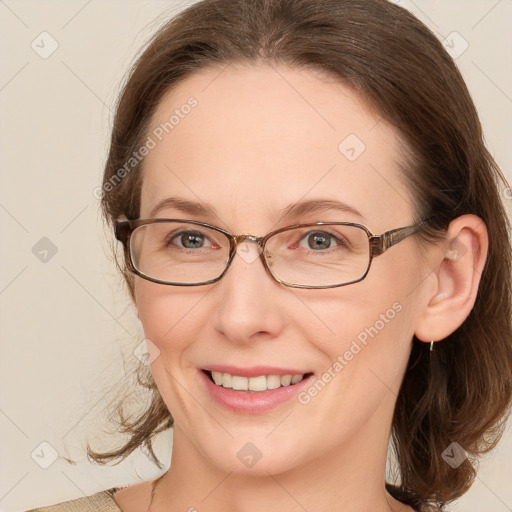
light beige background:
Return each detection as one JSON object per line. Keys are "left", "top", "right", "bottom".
{"left": 1, "top": 1, "right": 511, "bottom": 510}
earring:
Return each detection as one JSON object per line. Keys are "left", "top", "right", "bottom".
{"left": 430, "top": 340, "right": 435, "bottom": 351}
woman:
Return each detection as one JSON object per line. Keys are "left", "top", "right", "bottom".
{"left": 28, "top": 0, "right": 512, "bottom": 510}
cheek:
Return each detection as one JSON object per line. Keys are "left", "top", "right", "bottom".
{"left": 294, "top": 293, "right": 414, "bottom": 447}
{"left": 134, "top": 280, "right": 205, "bottom": 355}
{"left": 301, "top": 266, "right": 416, "bottom": 395}
{"left": 134, "top": 281, "right": 210, "bottom": 422}
{"left": 302, "top": 276, "right": 412, "bottom": 354}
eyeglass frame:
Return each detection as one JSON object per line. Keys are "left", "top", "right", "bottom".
{"left": 114, "top": 217, "right": 429, "bottom": 289}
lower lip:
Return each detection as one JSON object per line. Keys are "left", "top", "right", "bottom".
{"left": 199, "top": 370, "right": 314, "bottom": 414}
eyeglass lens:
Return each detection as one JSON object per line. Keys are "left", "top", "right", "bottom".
{"left": 130, "top": 221, "right": 371, "bottom": 287}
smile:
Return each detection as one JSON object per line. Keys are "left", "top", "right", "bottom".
{"left": 200, "top": 368, "right": 315, "bottom": 413}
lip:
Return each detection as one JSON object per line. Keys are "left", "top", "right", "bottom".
{"left": 199, "top": 368, "right": 314, "bottom": 414}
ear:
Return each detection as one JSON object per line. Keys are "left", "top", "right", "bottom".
{"left": 414, "top": 214, "right": 488, "bottom": 345}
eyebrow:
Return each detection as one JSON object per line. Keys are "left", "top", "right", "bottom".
{"left": 149, "top": 197, "right": 216, "bottom": 218}
{"left": 148, "top": 196, "right": 365, "bottom": 222}
{"left": 278, "top": 198, "right": 365, "bottom": 222}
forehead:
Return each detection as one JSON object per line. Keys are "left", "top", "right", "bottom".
{"left": 140, "top": 63, "right": 413, "bottom": 232}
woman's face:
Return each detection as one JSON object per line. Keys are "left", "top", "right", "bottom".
{"left": 135, "top": 63, "right": 430, "bottom": 476}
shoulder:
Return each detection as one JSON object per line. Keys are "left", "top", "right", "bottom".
{"left": 25, "top": 488, "right": 123, "bottom": 512}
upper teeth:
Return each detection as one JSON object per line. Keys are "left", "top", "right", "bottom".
{"left": 210, "top": 371, "right": 306, "bottom": 392}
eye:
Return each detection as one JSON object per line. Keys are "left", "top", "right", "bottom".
{"left": 169, "top": 230, "right": 210, "bottom": 249}
{"left": 298, "top": 230, "right": 344, "bottom": 251}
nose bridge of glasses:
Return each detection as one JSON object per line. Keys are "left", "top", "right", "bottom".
{"left": 230, "top": 234, "right": 265, "bottom": 264}
{"left": 232, "top": 234, "right": 264, "bottom": 247}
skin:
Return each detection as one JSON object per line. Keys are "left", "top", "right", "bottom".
{"left": 113, "top": 63, "right": 488, "bottom": 512}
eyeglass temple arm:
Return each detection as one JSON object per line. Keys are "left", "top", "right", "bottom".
{"left": 114, "top": 220, "right": 131, "bottom": 245}
{"left": 369, "top": 224, "right": 422, "bottom": 256}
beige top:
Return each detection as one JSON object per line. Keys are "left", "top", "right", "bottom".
{"left": 25, "top": 486, "right": 423, "bottom": 511}
{"left": 25, "top": 488, "right": 123, "bottom": 512}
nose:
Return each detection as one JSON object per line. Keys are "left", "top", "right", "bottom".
{"left": 210, "top": 240, "right": 287, "bottom": 344}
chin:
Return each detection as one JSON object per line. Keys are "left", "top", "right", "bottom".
{"left": 194, "top": 433, "right": 307, "bottom": 477}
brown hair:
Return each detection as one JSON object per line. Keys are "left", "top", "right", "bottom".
{"left": 89, "top": 0, "right": 512, "bottom": 509}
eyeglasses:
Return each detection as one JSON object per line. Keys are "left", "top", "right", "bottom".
{"left": 114, "top": 218, "right": 427, "bottom": 289}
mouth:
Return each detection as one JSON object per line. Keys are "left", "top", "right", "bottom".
{"left": 201, "top": 369, "right": 315, "bottom": 393}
